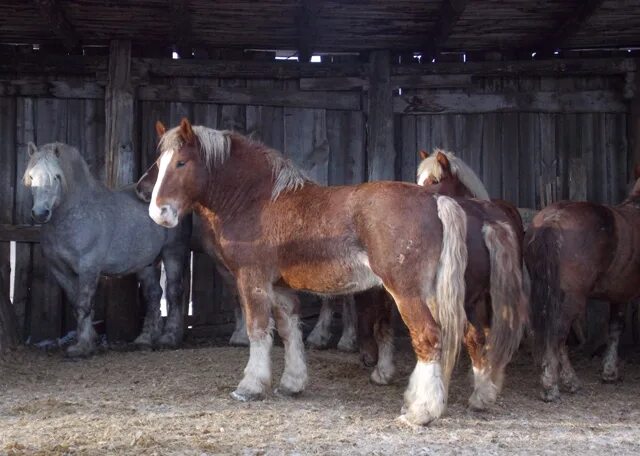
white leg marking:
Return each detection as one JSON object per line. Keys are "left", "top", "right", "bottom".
{"left": 149, "top": 150, "right": 175, "bottom": 225}
{"left": 468, "top": 366, "right": 498, "bottom": 411}
{"left": 337, "top": 297, "right": 358, "bottom": 352}
{"left": 232, "top": 326, "right": 273, "bottom": 401}
{"left": 306, "top": 298, "right": 334, "bottom": 349}
{"left": 371, "top": 331, "right": 395, "bottom": 385}
{"left": 278, "top": 313, "right": 308, "bottom": 395}
{"left": 400, "top": 361, "right": 447, "bottom": 426}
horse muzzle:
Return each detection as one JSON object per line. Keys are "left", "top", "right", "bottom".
{"left": 31, "top": 207, "right": 51, "bottom": 224}
{"left": 149, "top": 202, "right": 179, "bottom": 228}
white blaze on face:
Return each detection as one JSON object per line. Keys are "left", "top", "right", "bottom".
{"left": 417, "top": 170, "right": 429, "bottom": 186}
{"left": 149, "top": 149, "right": 177, "bottom": 226}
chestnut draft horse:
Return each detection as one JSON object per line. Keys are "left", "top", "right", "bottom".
{"left": 137, "top": 118, "right": 517, "bottom": 425}
{"left": 365, "top": 149, "right": 528, "bottom": 409}
{"left": 525, "top": 165, "right": 640, "bottom": 402}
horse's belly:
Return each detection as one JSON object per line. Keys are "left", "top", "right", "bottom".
{"left": 280, "top": 251, "right": 383, "bottom": 294}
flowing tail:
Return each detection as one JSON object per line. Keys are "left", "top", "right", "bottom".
{"left": 434, "top": 195, "right": 469, "bottom": 388}
{"left": 482, "top": 221, "right": 529, "bottom": 376}
{"left": 524, "top": 226, "right": 562, "bottom": 362}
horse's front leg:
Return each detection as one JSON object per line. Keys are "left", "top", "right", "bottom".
{"left": 273, "top": 288, "right": 308, "bottom": 396}
{"left": 134, "top": 264, "right": 163, "bottom": 348}
{"left": 337, "top": 295, "right": 358, "bottom": 352}
{"left": 158, "top": 250, "right": 188, "bottom": 348}
{"left": 66, "top": 271, "right": 100, "bottom": 358}
{"left": 231, "top": 278, "right": 275, "bottom": 401}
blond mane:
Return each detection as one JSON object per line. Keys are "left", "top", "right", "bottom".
{"left": 417, "top": 149, "right": 490, "bottom": 200}
{"left": 159, "top": 125, "right": 309, "bottom": 200}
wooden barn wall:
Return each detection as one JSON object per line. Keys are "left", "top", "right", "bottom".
{"left": 0, "top": 56, "right": 635, "bottom": 344}
{"left": 394, "top": 76, "right": 630, "bottom": 207}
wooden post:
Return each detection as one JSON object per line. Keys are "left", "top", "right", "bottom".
{"left": 628, "top": 66, "right": 640, "bottom": 176}
{"left": 104, "top": 40, "right": 140, "bottom": 343}
{"left": 0, "top": 274, "right": 19, "bottom": 352}
{"left": 366, "top": 50, "right": 395, "bottom": 181}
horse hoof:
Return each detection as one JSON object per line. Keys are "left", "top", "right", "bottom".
{"left": 133, "top": 334, "right": 155, "bottom": 350}
{"left": 230, "top": 390, "right": 265, "bottom": 402}
{"left": 337, "top": 337, "right": 357, "bottom": 353}
{"left": 157, "top": 333, "right": 181, "bottom": 349}
{"left": 468, "top": 394, "right": 490, "bottom": 412}
{"left": 65, "top": 344, "right": 94, "bottom": 359}
{"left": 228, "top": 332, "right": 250, "bottom": 347}
{"left": 396, "top": 410, "right": 438, "bottom": 427}
{"left": 370, "top": 367, "right": 393, "bottom": 385}
{"left": 306, "top": 330, "right": 331, "bottom": 350}
{"left": 360, "top": 352, "right": 378, "bottom": 368}
{"left": 601, "top": 371, "right": 621, "bottom": 384}
{"left": 540, "top": 387, "right": 560, "bottom": 402}
{"left": 274, "top": 386, "right": 303, "bottom": 398}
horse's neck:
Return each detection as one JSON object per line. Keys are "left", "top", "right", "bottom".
{"left": 60, "top": 153, "right": 105, "bottom": 196}
{"left": 202, "top": 149, "right": 274, "bottom": 221}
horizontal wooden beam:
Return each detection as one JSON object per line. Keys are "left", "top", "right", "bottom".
{"left": 137, "top": 85, "right": 362, "bottom": 110}
{"left": 0, "top": 55, "right": 106, "bottom": 78}
{"left": 33, "top": 0, "right": 81, "bottom": 52}
{"left": 392, "top": 58, "right": 636, "bottom": 77}
{"left": 0, "top": 80, "right": 103, "bottom": 98}
{"left": 0, "top": 225, "right": 41, "bottom": 243}
{"left": 394, "top": 90, "right": 626, "bottom": 114}
{"left": 299, "top": 74, "right": 472, "bottom": 91}
{"left": 131, "top": 58, "right": 367, "bottom": 80}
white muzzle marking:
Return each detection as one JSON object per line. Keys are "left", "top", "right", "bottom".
{"left": 149, "top": 150, "right": 178, "bottom": 227}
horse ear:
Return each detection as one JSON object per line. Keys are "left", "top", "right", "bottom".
{"left": 635, "top": 164, "right": 640, "bottom": 180}
{"left": 27, "top": 142, "right": 37, "bottom": 156}
{"left": 436, "top": 151, "right": 450, "bottom": 171}
{"left": 155, "top": 121, "right": 166, "bottom": 139}
{"left": 179, "top": 117, "right": 195, "bottom": 144}
{"left": 419, "top": 150, "right": 429, "bottom": 160}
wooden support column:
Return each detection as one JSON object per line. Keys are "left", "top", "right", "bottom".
{"left": 366, "top": 50, "right": 395, "bottom": 181}
{"left": 33, "top": 0, "right": 81, "bottom": 53}
{"left": 104, "top": 40, "right": 140, "bottom": 344}
{"left": 297, "top": 0, "right": 318, "bottom": 62}
{"left": 422, "top": 0, "right": 469, "bottom": 61}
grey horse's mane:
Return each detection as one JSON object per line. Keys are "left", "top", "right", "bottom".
{"left": 417, "top": 149, "right": 490, "bottom": 200}
{"left": 23, "top": 142, "right": 101, "bottom": 192}
{"left": 159, "top": 125, "right": 309, "bottom": 200}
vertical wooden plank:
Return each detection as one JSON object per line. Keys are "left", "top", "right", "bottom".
{"left": 539, "top": 113, "right": 557, "bottom": 207}
{"left": 396, "top": 114, "right": 417, "bottom": 183}
{"left": 0, "top": 97, "right": 16, "bottom": 301}
{"left": 104, "top": 39, "right": 140, "bottom": 343}
{"left": 592, "top": 112, "right": 608, "bottom": 204}
{"left": 140, "top": 100, "right": 170, "bottom": 171}
{"left": 191, "top": 102, "right": 221, "bottom": 329}
{"left": 501, "top": 112, "right": 519, "bottom": 204}
{"left": 481, "top": 112, "right": 501, "bottom": 199}
{"left": 569, "top": 158, "right": 587, "bottom": 201}
{"left": 627, "top": 64, "right": 640, "bottom": 182}
{"left": 246, "top": 79, "right": 285, "bottom": 151}
{"left": 462, "top": 114, "right": 483, "bottom": 179}
{"left": 518, "top": 113, "right": 540, "bottom": 208}
{"left": 13, "top": 98, "right": 36, "bottom": 339}
{"left": 415, "top": 116, "right": 432, "bottom": 155}
{"left": 327, "top": 110, "right": 365, "bottom": 185}
{"left": 367, "top": 50, "right": 394, "bottom": 181}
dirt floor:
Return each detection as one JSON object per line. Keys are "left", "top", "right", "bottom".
{"left": 1, "top": 337, "right": 639, "bottom": 456}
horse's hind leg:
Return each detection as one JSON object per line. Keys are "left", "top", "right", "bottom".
{"left": 306, "top": 297, "right": 334, "bottom": 349}
{"left": 337, "top": 295, "right": 358, "bottom": 352}
{"left": 134, "top": 264, "right": 163, "bottom": 348}
{"left": 355, "top": 290, "right": 379, "bottom": 367}
{"left": 230, "top": 304, "right": 249, "bottom": 346}
{"left": 272, "top": 288, "right": 308, "bottom": 396}
{"left": 602, "top": 301, "right": 625, "bottom": 383}
{"left": 369, "top": 290, "right": 395, "bottom": 385}
{"left": 66, "top": 271, "right": 100, "bottom": 358}
{"left": 158, "top": 248, "right": 188, "bottom": 348}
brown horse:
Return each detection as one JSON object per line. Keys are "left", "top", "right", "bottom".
{"left": 405, "top": 148, "right": 528, "bottom": 409}
{"left": 137, "top": 118, "right": 519, "bottom": 425}
{"left": 525, "top": 165, "right": 640, "bottom": 401}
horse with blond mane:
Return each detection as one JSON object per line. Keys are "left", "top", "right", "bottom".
{"left": 137, "top": 118, "right": 525, "bottom": 425}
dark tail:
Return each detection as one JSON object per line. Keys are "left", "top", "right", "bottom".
{"left": 524, "top": 226, "right": 562, "bottom": 361}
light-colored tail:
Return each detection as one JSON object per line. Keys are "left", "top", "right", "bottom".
{"left": 482, "top": 221, "right": 528, "bottom": 375}
{"left": 435, "top": 195, "right": 468, "bottom": 388}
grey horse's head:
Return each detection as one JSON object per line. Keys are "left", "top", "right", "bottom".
{"left": 23, "top": 142, "right": 66, "bottom": 223}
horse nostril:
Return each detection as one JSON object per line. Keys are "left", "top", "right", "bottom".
{"left": 160, "top": 206, "right": 168, "bottom": 216}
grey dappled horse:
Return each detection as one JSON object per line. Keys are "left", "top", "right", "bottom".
{"left": 23, "top": 142, "right": 191, "bottom": 357}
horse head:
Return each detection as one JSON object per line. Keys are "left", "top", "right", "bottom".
{"left": 147, "top": 118, "right": 220, "bottom": 228}
{"left": 417, "top": 149, "right": 473, "bottom": 198}
{"left": 23, "top": 142, "right": 66, "bottom": 223}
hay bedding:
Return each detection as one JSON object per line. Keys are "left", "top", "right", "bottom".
{"left": 1, "top": 341, "right": 639, "bottom": 455}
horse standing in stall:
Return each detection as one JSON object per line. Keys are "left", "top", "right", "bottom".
{"left": 138, "top": 118, "right": 524, "bottom": 425}
{"left": 138, "top": 160, "right": 358, "bottom": 352}
{"left": 24, "top": 142, "right": 191, "bottom": 357}
{"left": 525, "top": 165, "right": 640, "bottom": 401}
{"left": 364, "top": 148, "right": 529, "bottom": 409}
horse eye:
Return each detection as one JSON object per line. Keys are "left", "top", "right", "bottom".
{"left": 55, "top": 174, "right": 61, "bottom": 180}
{"left": 176, "top": 161, "right": 186, "bottom": 169}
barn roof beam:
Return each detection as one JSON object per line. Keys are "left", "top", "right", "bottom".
{"left": 297, "top": 0, "right": 318, "bottom": 63}
{"left": 170, "top": 0, "right": 192, "bottom": 58}
{"left": 33, "top": 0, "right": 81, "bottom": 53}
{"left": 530, "top": 0, "right": 606, "bottom": 55}
{"left": 422, "top": 0, "right": 469, "bottom": 61}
